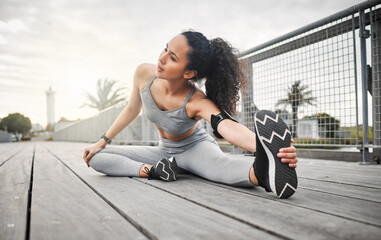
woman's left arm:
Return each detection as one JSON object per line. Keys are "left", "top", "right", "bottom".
{"left": 217, "top": 120, "right": 298, "bottom": 168}
{"left": 193, "top": 98, "right": 298, "bottom": 168}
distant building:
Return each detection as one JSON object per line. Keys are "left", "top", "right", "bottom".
{"left": 46, "top": 87, "right": 55, "bottom": 126}
{"left": 284, "top": 119, "right": 320, "bottom": 140}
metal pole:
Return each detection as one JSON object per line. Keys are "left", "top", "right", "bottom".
{"left": 240, "top": 59, "right": 256, "bottom": 154}
{"left": 352, "top": 14, "right": 360, "bottom": 148}
{"left": 241, "top": 59, "right": 256, "bottom": 131}
{"left": 359, "top": 10, "right": 371, "bottom": 164}
{"left": 371, "top": 7, "right": 381, "bottom": 163}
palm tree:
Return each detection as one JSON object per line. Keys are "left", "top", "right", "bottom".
{"left": 82, "top": 78, "right": 126, "bottom": 111}
{"left": 276, "top": 80, "right": 316, "bottom": 138}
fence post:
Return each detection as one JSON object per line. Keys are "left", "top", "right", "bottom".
{"left": 241, "top": 59, "right": 257, "bottom": 130}
{"left": 239, "top": 59, "right": 256, "bottom": 154}
{"left": 371, "top": 7, "right": 381, "bottom": 163}
{"left": 359, "top": 10, "right": 371, "bottom": 164}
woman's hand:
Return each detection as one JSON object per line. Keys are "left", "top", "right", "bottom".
{"left": 278, "top": 139, "right": 298, "bottom": 168}
{"left": 83, "top": 141, "right": 106, "bottom": 167}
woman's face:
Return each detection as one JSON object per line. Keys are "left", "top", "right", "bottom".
{"left": 156, "top": 34, "right": 191, "bottom": 80}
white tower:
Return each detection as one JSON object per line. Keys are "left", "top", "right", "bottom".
{"left": 46, "top": 87, "right": 55, "bottom": 125}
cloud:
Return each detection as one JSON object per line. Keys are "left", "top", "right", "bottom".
{"left": 0, "top": 19, "right": 28, "bottom": 33}
{"left": 0, "top": 18, "right": 28, "bottom": 45}
{"left": 0, "top": 35, "right": 7, "bottom": 44}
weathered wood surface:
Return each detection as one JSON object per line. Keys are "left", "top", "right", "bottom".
{"left": 30, "top": 145, "right": 147, "bottom": 240}
{"left": 0, "top": 142, "right": 25, "bottom": 166}
{"left": 0, "top": 143, "right": 34, "bottom": 240}
{"left": 48, "top": 143, "right": 279, "bottom": 240}
{"left": 1, "top": 141, "right": 381, "bottom": 240}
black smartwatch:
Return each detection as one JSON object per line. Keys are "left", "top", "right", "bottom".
{"left": 101, "top": 133, "right": 112, "bottom": 144}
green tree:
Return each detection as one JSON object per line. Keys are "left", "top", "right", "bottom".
{"left": 0, "top": 113, "right": 32, "bottom": 141}
{"left": 82, "top": 78, "right": 126, "bottom": 111}
{"left": 276, "top": 80, "right": 316, "bottom": 138}
{"left": 304, "top": 113, "right": 340, "bottom": 138}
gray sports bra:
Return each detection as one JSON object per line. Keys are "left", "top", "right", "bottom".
{"left": 139, "top": 74, "right": 199, "bottom": 135}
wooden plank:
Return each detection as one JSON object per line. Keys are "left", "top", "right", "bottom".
{"left": 30, "top": 145, "right": 147, "bottom": 240}
{"left": 297, "top": 167, "right": 381, "bottom": 188}
{"left": 282, "top": 186, "right": 381, "bottom": 226}
{"left": 298, "top": 158, "right": 381, "bottom": 177}
{"left": 0, "top": 143, "right": 25, "bottom": 166}
{"left": 225, "top": 154, "right": 381, "bottom": 202}
{"left": 137, "top": 175, "right": 381, "bottom": 240}
{"left": 0, "top": 142, "right": 10, "bottom": 153}
{"left": 298, "top": 158, "right": 381, "bottom": 173}
{"left": 0, "top": 142, "right": 15, "bottom": 152}
{"left": 299, "top": 178, "right": 381, "bottom": 203}
{"left": 0, "top": 144, "right": 34, "bottom": 240}
{"left": 214, "top": 156, "right": 381, "bottom": 226}
{"left": 228, "top": 154, "right": 381, "bottom": 188}
{"left": 228, "top": 153, "right": 381, "bottom": 174}
{"left": 46, "top": 143, "right": 282, "bottom": 240}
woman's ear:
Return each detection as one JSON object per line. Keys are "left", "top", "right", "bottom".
{"left": 184, "top": 70, "right": 197, "bottom": 79}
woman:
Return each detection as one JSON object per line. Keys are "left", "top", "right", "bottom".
{"left": 83, "top": 31, "right": 298, "bottom": 199}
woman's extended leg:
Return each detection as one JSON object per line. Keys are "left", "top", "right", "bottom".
{"left": 89, "top": 145, "right": 170, "bottom": 177}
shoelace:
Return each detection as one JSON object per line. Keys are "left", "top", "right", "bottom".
{"left": 142, "top": 166, "right": 156, "bottom": 180}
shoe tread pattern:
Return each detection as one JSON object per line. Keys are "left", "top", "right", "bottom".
{"left": 155, "top": 158, "right": 177, "bottom": 182}
{"left": 255, "top": 110, "right": 297, "bottom": 198}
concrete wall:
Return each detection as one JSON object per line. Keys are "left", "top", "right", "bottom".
{"left": 0, "top": 130, "right": 12, "bottom": 142}
{"left": 53, "top": 103, "right": 159, "bottom": 144}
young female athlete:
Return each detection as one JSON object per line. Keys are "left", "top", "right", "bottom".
{"left": 83, "top": 31, "right": 298, "bottom": 198}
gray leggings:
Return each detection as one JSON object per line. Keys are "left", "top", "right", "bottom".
{"left": 89, "top": 125, "right": 254, "bottom": 188}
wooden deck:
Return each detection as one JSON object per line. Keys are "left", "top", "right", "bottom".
{"left": 1, "top": 141, "right": 381, "bottom": 240}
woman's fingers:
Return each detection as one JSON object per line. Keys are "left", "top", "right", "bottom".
{"left": 281, "top": 157, "right": 298, "bottom": 163}
{"left": 278, "top": 152, "right": 297, "bottom": 159}
{"left": 278, "top": 145, "right": 298, "bottom": 168}
{"left": 279, "top": 145, "right": 296, "bottom": 153}
{"left": 83, "top": 149, "right": 91, "bottom": 167}
{"left": 85, "top": 152, "right": 95, "bottom": 167}
{"left": 288, "top": 163, "right": 297, "bottom": 168}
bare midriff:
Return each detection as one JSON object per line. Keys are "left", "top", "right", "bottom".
{"left": 155, "top": 122, "right": 200, "bottom": 141}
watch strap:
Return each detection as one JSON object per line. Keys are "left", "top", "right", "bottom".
{"left": 101, "top": 133, "right": 112, "bottom": 144}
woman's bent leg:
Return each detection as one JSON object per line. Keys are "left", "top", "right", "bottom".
{"left": 175, "top": 139, "right": 254, "bottom": 188}
{"left": 89, "top": 145, "right": 170, "bottom": 177}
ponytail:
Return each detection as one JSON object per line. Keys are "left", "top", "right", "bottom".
{"left": 206, "top": 38, "right": 246, "bottom": 116}
{"left": 181, "top": 31, "right": 247, "bottom": 116}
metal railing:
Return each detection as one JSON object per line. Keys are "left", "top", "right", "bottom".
{"left": 239, "top": 0, "right": 381, "bottom": 162}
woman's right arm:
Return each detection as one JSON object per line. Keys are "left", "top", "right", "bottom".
{"left": 83, "top": 64, "right": 154, "bottom": 165}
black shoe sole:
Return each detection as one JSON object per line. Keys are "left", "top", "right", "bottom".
{"left": 155, "top": 157, "right": 178, "bottom": 181}
{"left": 254, "top": 110, "right": 297, "bottom": 198}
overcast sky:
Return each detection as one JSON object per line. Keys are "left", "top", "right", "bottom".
{"left": 0, "top": 0, "right": 364, "bottom": 126}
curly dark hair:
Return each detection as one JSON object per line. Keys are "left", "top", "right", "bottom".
{"left": 181, "top": 31, "right": 247, "bottom": 116}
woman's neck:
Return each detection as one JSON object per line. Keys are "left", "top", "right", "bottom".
{"left": 160, "top": 77, "right": 191, "bottom": 96}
